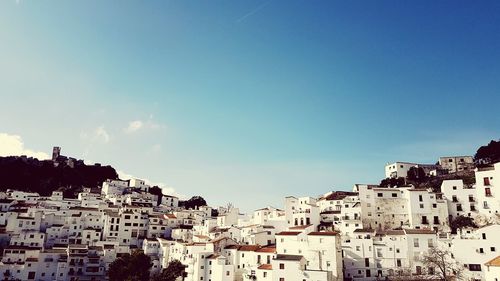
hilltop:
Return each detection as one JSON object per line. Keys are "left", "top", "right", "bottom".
{"left": 0, "top": 153, "right": 118, "bottom": 198}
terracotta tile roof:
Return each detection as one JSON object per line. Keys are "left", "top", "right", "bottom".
{"left": 376, "top": 230, "right": 405, "bottom": 236}
{"left": 289, "top": 224, "right": 312, "bottom": 230}
{"left": 224, "top": 245, "right": 240, "bottom": 250}
{"left": 258, "top": 264, "right": 272, "bottom": 270}
{"left": 308, "top": 231, "right": 339, "bottom": 236}
{"left": 485, "top": 256, "right": 500, "bottom": 266}
{"left": 276, "top": 231, "right": 301, "bottom": 236}
{"left": 255, "top": 246, "right": 276, "bottom": 253}
{"left": 239, "top": 245, "right": 261, "bottom": 252}
{"left": 404, "top": 229, "right": 436, "bottom": 235}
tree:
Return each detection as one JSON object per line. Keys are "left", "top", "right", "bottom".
{"left": 108, "top": 250, "right": 152, "bottom": 281}
{"left": 149, "top": 185, "right": 163, "bottom": 205}
{"left": 151, "top": 260, "right": 186, "bottom": 281}
{"left": 379, "top": 177, "right": 406, "bottom": 187}
{"left": 180, "top": 196, "right": 207, "bottom": 209}
{"left": 449, "top": 215, "right": 476, "bottom": 234}
{"left": 406, "top": 167, "right": 427, "bottom": 183}
{"left": 422, "top": 247, "right": 463, "bottom": 281}
{"left": 475, "top": 139, "right": 500, "bottom": 165}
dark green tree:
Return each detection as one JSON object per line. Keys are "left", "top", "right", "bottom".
{"left": 149, "top": 185, "right": 163, "bottom": 205}
{"left": 379, "top": 177, "right": 406, "bottom": 187}
{"left": 180, "top": 196, "right": 207, "bottom": 209}
{"left": 475, "top": 139, "right": 500, "bottom": 165}
{"left": 449, "top": 215, "right": 476, "bottom": 234}
{"left": 108, "top": 250, "right": 152, "bottom": 281}
{"left": 151, "top": 260, "right": 186, "bottom": 281}
{"left": 407, "top": 166, "right": 427, "bottom": 183}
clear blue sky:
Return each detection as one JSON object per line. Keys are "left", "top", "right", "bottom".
{"left": 1, "top": 0, "right": 499, "bottom": 211}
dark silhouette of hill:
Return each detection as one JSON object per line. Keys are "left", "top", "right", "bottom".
{"left": 0, "top": 156, "right": 118, "bottom": 198}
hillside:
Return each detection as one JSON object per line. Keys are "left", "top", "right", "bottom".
{"left": 0, "top": 156, "right": 118, "bottom": 198}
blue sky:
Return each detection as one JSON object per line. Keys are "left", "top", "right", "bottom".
{"left": 1, "top": 0, "right": 499, "bottom": 211}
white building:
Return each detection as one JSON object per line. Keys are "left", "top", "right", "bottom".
{"left": 441, "top": 179, "right": 478, "bottom": 219}
{"left": 439, "top": 155, "right": 474, "bottom": 173}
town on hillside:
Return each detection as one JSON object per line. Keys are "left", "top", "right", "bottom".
{"left": 0, "top": 142, "right": 500, "bottom": 281}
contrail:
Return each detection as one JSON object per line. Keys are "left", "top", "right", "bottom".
{"left": 236, "top": 1, "right": 270, "bottom": 23}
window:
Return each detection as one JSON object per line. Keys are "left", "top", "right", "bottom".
{"left": 413, "top": 238, "right": 419, "bottom": 247}
{"left": 469, "top": 264, "right": 481, "bottom": 271}
{"left": 428, "top": 239, "right": 434, "bottom": 248}
{"left": 396, "top": 259, "right": 401, "bottom": 267}
{"left": 376, "top": 248, "right": 383, "bottom": 257}
{"left": 419, "top": 195, "right": 423, "bottom": 202}
{"left": 365, "top": 258, "right": 369, "bottom": 267}
{"left": 419, "top": 204, "right": 424, "bottom": 209}
{"left": 452, "top": 186, "right": 457, "bottom": 190}
{"left": 279, "top": 263, "right": 284, "bottom": 269}
{"left": 422, "top": 216, "right": 428, "bottom": 224}
{"left": 491, "top": 247, "right": 496, "bottom": 252}
{"left": 377, "top": 193, "right": 383, "bottom": 197}
{"left": 479, "top": 248, "right": 484, "bottom": 253}
{"left": 428, "top": 267, "right": 435, "bottom": 275}
{"left": 485, "top": 188, "right": 492, "bottom": 196}
{"left": 416, "top": 266, "right": 422, "bottom": 275}
{"left": 484, "top": 177, "right": 491, "bottom": 186}
{"left": 482, "top": 233, "right": 486, "bottom": 239}
{"left": 392, "top": 193, "right": 397, "bottom": 197}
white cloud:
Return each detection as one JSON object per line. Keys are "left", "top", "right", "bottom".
{"left": 94, "top": 126, "right": 110, "bottom": 143}
{"left": 124, "top": 120, "right": 144, "bottom": 133}
{"left": 116, "top": 169, "right": 185, "bottom": 199}
{"left": 0, "top": 133, "right": 49, "bottom": 159}
{"left": 123, "top": 117, "right": 164, "bottom": 134}
{"left": 81, "top": 126, "right": 110, "bottom": 144}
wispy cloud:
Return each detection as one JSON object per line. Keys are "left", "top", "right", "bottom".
{"left": 0, "top": 133, "right": 49, "bottom": 159}
{"left": 124, "top": 120, "right": 144, "bottom": 133}
{"left": 123, "top": 116, "right": 164, "bottom": 134}
{"left": 81, "top": 126, "right": 110, "bottom": 144}
{"left": 95, "top": 126, "right": 110, "bottom": 143}
{"left": 236, "top": 1, "right": 270, "bottom": 23}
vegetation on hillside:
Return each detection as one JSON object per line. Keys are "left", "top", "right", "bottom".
{"left": 151, "top": 260, "right": 186, "bottom": 281}
{"left": 0, "top": 156, "right": 118, "bottom": 198}
{"left": 108, "top": 250, "right": 152, "bottom": 281}
{"left": 475, "top": 139, "right": 500, "bottom": 165}
{"left": 179, "top": 196, "right": 207, "bottom": 209}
